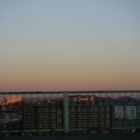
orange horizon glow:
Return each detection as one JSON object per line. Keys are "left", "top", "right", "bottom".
{"left": 0, "top": 81, "right": 140, "bottom": 92}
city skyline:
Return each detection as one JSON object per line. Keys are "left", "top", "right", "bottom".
{"left": 0, "top": 0, "right": 140, "bottom": 91}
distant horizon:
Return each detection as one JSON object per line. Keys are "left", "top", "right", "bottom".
{"left": 1, "top": 89, "right": 140, "bottom": 93}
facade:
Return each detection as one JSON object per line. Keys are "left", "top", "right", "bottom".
{"left": 0, "top": 104, "right": 22, "bottom": 130}
{"left": 22, "top": 103, "right": 38, "bottom": 129}
{"left": 111, "top": 97, "right": 140, "bottom": 128}
{"left": 69, "top": 95, "right": 112, "bottom": 132}
{"left": 21, "top": 98, "right": 64, "bottom": 136}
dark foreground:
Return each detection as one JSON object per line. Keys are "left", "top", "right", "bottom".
{"left": 1, "top": 134, "right": 140, "bottom": 140}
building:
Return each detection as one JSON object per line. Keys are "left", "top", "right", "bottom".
{"left": 69, "top": 95, "right": 112, "bottom": 134}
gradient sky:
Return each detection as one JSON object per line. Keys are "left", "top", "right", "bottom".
{"left": 0, "top": 0, "right": 140, "bottom": 91}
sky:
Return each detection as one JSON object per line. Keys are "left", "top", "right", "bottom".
{"left": 0, "top": 0, "right": 140, "bottom": 91}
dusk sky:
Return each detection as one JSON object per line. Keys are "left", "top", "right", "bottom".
{"left": 0, "top": 0, "right": 140, "bottom": 91}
